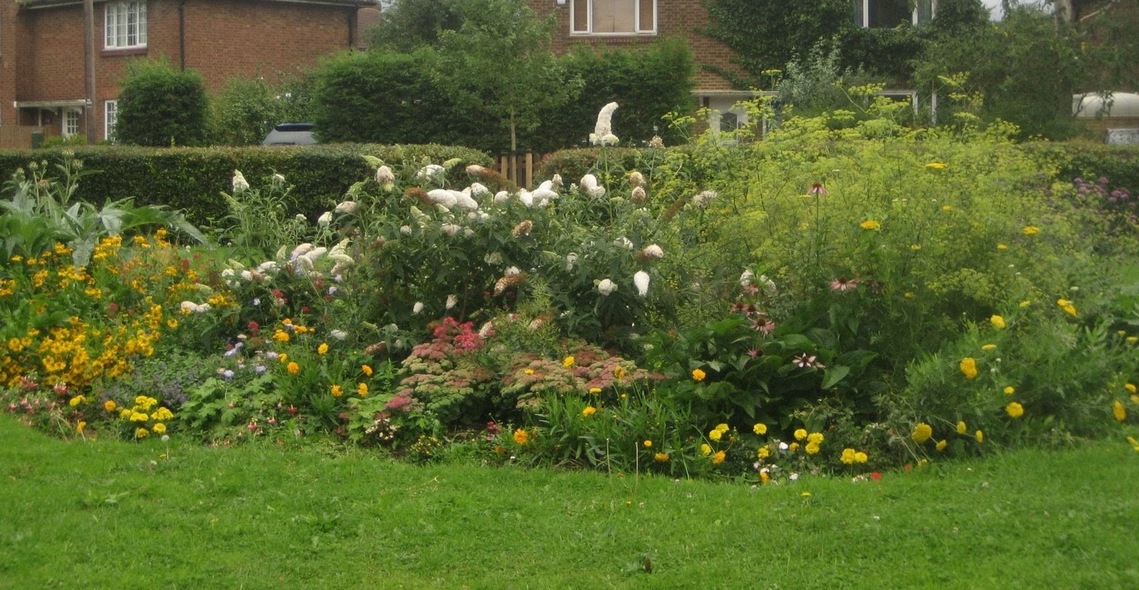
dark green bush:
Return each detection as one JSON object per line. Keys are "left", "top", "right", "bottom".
{"left": 0, "top": 144, "right": 492, "bottom": 225}
{"left": 115, "top": 59, "right": 210, "bottom": 147}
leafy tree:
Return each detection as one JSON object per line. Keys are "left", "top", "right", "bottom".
{"left": 115, "top": 59, "right": 209, "bottom": 146}
{"left": 211, "top": 77, "right": 289, "bottom": 146}
{"left": 367, "top": 0, "right": 465, "bottom": 51}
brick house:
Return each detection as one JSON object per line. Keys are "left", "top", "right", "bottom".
{"left": 0, "top": 0, "right": 379, "bottom": 147}
{"left": 527, "top": 0, "right": 938, "bottom": 132}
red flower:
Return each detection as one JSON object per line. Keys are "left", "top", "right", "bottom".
{"left": 869, "top": 472, "right": 882, "bottom": 481}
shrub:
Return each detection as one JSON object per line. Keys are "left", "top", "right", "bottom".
{"left": 115, "top": 59, "right": 210, "bottom": 146}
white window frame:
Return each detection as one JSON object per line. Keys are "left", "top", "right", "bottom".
{"left": 104, "top": 100, "right": 118, "bottom": 142}
{"left": 855, "top": 0, "right": 936, "bottom": 28}
{"left": 570, "top": 0, "right": 657, "bottom": 37}
{"left": 104, "top": 1, "right": 147, "bottom": 50}
{"left": 62, "top": 108, "right": 81, "bottom": 138}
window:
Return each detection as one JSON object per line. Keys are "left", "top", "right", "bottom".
{"left": 571, "top": 0, "right": 656, "bottom": 35}
{"left": 105, "top": 100, "right": 118, "bottom": 141}
{"left": 63, "top": 109, "right": 81, "bottom": 138}
{"left": 105, "top": 2, "right": 147, "bottom": 49}
{"left": 853, "top": 0, "right": 934, "bottom": 28}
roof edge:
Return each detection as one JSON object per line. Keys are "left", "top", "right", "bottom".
{"left": 21, "top": 0, "right": 378, "bottom": 10}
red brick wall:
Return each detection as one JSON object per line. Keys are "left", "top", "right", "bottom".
{"left": 4, "top": 0, "right": 363, "bottom": 141}
{"left": 528, "top": 0, "right": 743, "bottom": 92}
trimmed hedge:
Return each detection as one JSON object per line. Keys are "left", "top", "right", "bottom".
{"left": 0, "top": 144, "right": 492, "bottom": 225}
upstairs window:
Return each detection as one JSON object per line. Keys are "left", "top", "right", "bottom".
{"left": 854, "top": 0, "right": 935, "bottom": 28}
{"left": 105, "top": 2, "right": 147, "bottom": 49}
{"left": 572, "top": 0, "right": 656, "bottom": 36}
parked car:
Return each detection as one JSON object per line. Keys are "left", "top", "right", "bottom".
{"left": 262, "top": 123, "right": 316, "bottom": 146}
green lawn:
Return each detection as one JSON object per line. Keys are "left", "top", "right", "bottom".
{"left": 2, "top": 416, "right": 1138, "bottom": 589}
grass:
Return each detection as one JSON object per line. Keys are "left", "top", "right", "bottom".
{"left": 2, "top": 416, "right": 1138, "bottom": 589}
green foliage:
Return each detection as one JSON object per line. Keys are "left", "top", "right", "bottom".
{"left": 115, "top": 59, "right": 210, "bottom": 147}
{"left": 367, "top": 0, "right": 465, "bottom": 51}
{"left": 210, "top": 77, "right": 291, "bottom": 146}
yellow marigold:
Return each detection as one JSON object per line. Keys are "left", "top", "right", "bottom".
{"left": 957, "top": 421, "right": 967, "bottom": 435}
{"left": 68, "top": 395, "right": 86, "bottom": 407}
{"left": 709, "top": 429, "right": 723, "bottom": 442}
{"left": 1023, "top": 226, "right": 1040, "bottom": 235}
{"left": 841, "top": 448, "right": 857, "bottom": 464}
{"left": 1004, "top": 386, "right": 1016, "bottom": 395}
{"left": 936, "top": 439, "right": 948, "bottom": 452}
{"left": 654, "top": 452, "right": 670, "bottom": 463}
{"left": 362, "top": 364, "right": 373, "bottom": 377}
{"left": 513, "top": 428, "right": 529, "bottom": 445}
{"left": 357, "top": 383, "right": 369, "bottom": 397}
{"left": 789, "top": 442, "right": 799, "bottom": 453}
{"left": 582, "top": 406, "right": 596, "bottom": 417}
{"left": 119, "top": 409, "right": 132, "bottom": 420}
{"left": 1114, "top": 400, "right": 1127, "bottom": 422}
{"left": 854, "top": 451, "right": 868, "bottom": 464}
{"left": 278, "top": 353, "right": 288, "bottom": 363}
{"left": 807, "top": 432, "right": 824, "bottom": 445}
{"left": 757, "top": 446, "right": 771, "bottom": 459}
{"left": 643, "top": 440, "right": 653, "bottom": 448}
{"left": 714, "top": 423, "right": 729, "bottom": 433}
{"left": 794, "top": 428, "right": 807, "bottom": 441}
{"left": 317, "top": 342, "right": 329, "bottom": 355}
{"left": 805, "top": 442, "right": 820, "bottom": 455}
{"left": 759, "top": 471, "right": 771, "bottom": 484}
{"left": 76, "top": 421, "right": 86, "bottom": 434}
{"left": 273, "top": 330, "right": 290, "bottom": 343}
{"left": 700, "top": 443, "right": 712, "bottom": 456}
{"left": 753, "top": 422, "right": 767, "bottom": 435}
{"left": 959, "top": 357, "right": 978, "bottom": 380}
{"left": 712, "top": 450, "right": 726, "bottom": 464}
{"left": 153, "top": 422, "right": 167, "bottom": 434}
{"left": 153, "top": 407, "right": 174, "bottom": 421}
{"left": 911, "top": 422, "right": 933, "bottom": 444}
{"left": 860, "top": 220, "right": 881, "bottom": 231}
{"left": 1006, "top": 401, "right": 1024, "bottom": 419}
{"left": 136, "top": 428, "right": 149, "bottom": 439}
{"left": 562, "top": 356, "right": 575, "bottom": 368}
{"left": 287, "top": 362, "right": 300, "bottom": 375}
{"left": 975, "top": 430, "right": 984, "bottom": 443}
{"left": 990, "top": 315, "right": 1006, "bottom": 330}
{"left": 330, "top": 384, "right": 343, "bottom": 397}
{"left": 691, "top": 368, "right": 706, "bottom": 382}
{"left": 588, "top": 387, "right": 602, "bottom": 395}
{"left": 104, "top": 400, "right": 117, "bottom": 412}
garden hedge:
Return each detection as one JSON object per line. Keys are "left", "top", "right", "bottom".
{"left": 0, "top": 144, "right": 492, "bottom": 225}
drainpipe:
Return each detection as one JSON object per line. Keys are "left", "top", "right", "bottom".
{"left": 179, "top": 0, "right": 187, "bottom": 70}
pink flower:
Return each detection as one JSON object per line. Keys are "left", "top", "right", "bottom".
{"left": 808, "top": 182, "right": 827, "bottom": 196}
{"left": 792, "top": 353, "right": 824, "bottom": 369}
{"left": 750, "top": 315, "right": 777, "bottom": 335}
{"left": 829, "top": 276, "right": 860, "bottom": 292}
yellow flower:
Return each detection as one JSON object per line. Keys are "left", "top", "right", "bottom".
{"left": 975, "top": 430, "right": 984, "bottom": 443}
{"left": 287, "top": 361, "right": 300, "bottom": 375}
{"left": 925, "top": 162, "right": 947, "bottom": 170}
{"left": 76, "top": 421, "right": 87, "bottom": 434}
{"left": 1006, "top": 402, "right": 1024, "bottom": 419}
{"left": 714, "top": 423, "right": 729, "bottom": 433}
{"left": 153, "top": 422, "right": 167, "bottom": 434}
{"left": 700, "top": 443, "right": 712, "bottom": 456}
{"left": 513, "top": 428, "right": 529, "bottom": 445}
{"left": 273, "top": 330, "right": 290, "bottom": 343}
{"left": 582, "top": 406, "right": 596, "bottom": 417}
{"left": 524, "top": 368, "right": 535, "bottom": 375}
{"left": 68, "top": 395, "right": 86, "bottom": 407}
{"left": 1004, "top": 386, "right": 1016, "bottom": 395}
{"left": 957, "top": 421, "right": 967, "bottom": 435}
{"left": 614, "top": 365, "right": 627, "bottom": 381}
{"left": 753, "top": 422, "right": 767, "bottom": 435}
{"left": 959, "top": 357, "right": 978, "bottom": 380}
{"left": 854, "top": 451, "right": 868, "bottom": 464}
{"left": 562, "top": 356, "right": 575, "bottom": 368}
{"left": 712, "top": 450, "right": 726, "bottom": 464}
{"left": 136, "top": 427, "right": 149, "bottom": 439}
{"left": 936, "top": 439, "right": 948, "bottom": 452}
{"left": 789, "top": 442, "right": 799, "bottom": 453}
{"left": 709, "top": 429, "right": 723, "bottom": 442}
{"left": 911, "top": 422, "right": 933, "bottom": 444}
{"left": 654, "top": 452, "right": 670, "bottom": 463}
{"left": 910, "top": 244, "right": 922, "bottom": 250}
{"left": 860, "top": 219, "right": 881, "bottom": 231}
{"left": 1113, "top": 400, "right": 1127, "bottom": 422}
{"left": 841, "top": 448, "right": 856, "bottom": 464}
{"left": 588, "top": 387, "right": 602, "bottom": 394}
{"left": 317, "top": 342, "right": 329, "bottom": 355}
{"left": 153, "top": 407, "right": 174, "bottom": 421}
{"left": 1023, "top": 226, "right": 1040, "bottom": 235}
{"left": 330, "top": 384, "right": 343, "bottom": 397}
{"left": 692, "top": 368, "right": 706, "bottom": 382}
{"left": 807, "top": 432, "right": 824, "bottom": 444}
{"left": 759, "top": 471, "right": 771, "bottom": 484}
{"left": 1057, "top": 298, "right": 1077, "bottom": 317}
{"left": 1128, "top": 336, "right": 1138, "bottom": 344}
{"left": 357, "top": 382, "right": 369, "bottom": 397}
{"left": 794, "top": 428, "right": 807, "bottom": 441}
{"left": 757, "top": 446, "right": 770, "bottom": 459}
{"left": 981, "top": 344, "right": 997, "bottom": 351}
{"left": 643, "top": 440, "right": 653, "bottom": 448}
{"left": 362, "top": 364, "right": 373, "bottom": 377}
{"left": 1126, "top": 383, "right": 1137, "bottom": 394}
{"left": 997, "top": 243, "right": 1009, "bottom": 251}
{"left": 278, "top": 353, "right": 288, "bottom": 363}
{"left": 804, "top": 442, "right": 820, "bottom": 455}
{"left": 990, "top": 315, "right": 1006, "bottom": 329}
{"left": 104, "top": 400, "right": 117, "bottom": 412}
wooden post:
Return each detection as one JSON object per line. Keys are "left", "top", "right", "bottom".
{"left": 84, "top": 0, "right": 96, "bottom": 144}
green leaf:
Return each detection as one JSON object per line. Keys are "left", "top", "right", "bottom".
{"left": 821, "top": 365, "right": 850, "bottom": 390}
